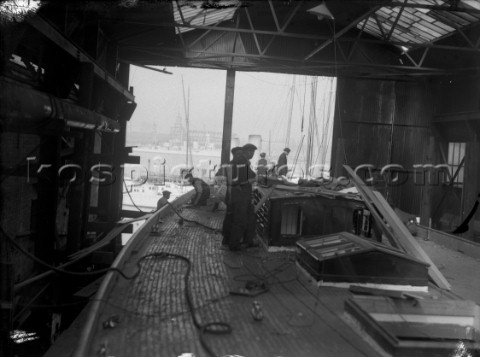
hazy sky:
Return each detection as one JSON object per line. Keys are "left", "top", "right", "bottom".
{"left": 127, "top": 65, "right": 336, "bottom": 168}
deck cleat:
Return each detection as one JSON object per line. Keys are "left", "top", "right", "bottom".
{"left": 251, "top": 300, "right": 264, "bottom": 321}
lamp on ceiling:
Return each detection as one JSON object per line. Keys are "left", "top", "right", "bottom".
{"left": 307, "top": 2, "right": 334, "bottom": 21}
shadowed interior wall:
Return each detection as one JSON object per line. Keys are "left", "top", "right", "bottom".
{"left": 331, "top": 78, "right": 434, "bottom": 216}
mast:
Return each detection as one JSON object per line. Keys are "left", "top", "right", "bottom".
{"left": 284, "top": 76, "right": 296, "bottom": 148}
{"left": 305, "top": 77, "right": 318, "bottom": 177}
{"left": 187, "top": 87, "right": 193, "bottom": 168}
{"left": 268, "top": 130, "right": 271, "bottom": 157}
{"left": 181, "top": 76, "right": 190, "bottom": 168}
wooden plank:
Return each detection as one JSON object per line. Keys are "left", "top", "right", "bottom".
{"left": 380, "top": 321, "right": 475, "bottom": 341}
{"left": 344, "top": 165, "right": 451, "bottom": 290}
{"left": 274, "top": 184, "right": 360, "bottom": 200}
{"left": 372, "top": 190, "right": 451, "bottom": 291}
{"left": 352, "top": 295, "right": 477, "bottom": 317}
{"left": 417, "top": 225, "right": 480, "bottom": 259}
{"left": 343, "top": 166, "right": 403, "bottom": 249}
{"left": 349, "top": 285, "right": 417, "bottom": 299}
{"left": 372, "top": 313, "right": 475, "bottom": 326}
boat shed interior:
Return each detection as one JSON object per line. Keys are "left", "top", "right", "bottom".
{"left": 2, "top": 0, "right": 480, "bottom": 356}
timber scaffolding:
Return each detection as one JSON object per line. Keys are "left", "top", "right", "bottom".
{"left": 43, "top": 172, "right": 480, "bottom": 357}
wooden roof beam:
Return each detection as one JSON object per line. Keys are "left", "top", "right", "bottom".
{"left": 27, "top": 15, "right": 134, "bottom": 102}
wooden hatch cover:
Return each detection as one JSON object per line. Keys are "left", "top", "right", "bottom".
{"left": 296, "top": 231, "right": 429, "bottom": 290}
{"left": 345, "top": 295, "right": 480, "bottom": 357}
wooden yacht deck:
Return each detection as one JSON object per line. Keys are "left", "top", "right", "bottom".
{"left": 46, "top": 193, "right": 480, "bottom": 357}
{"left": 71, "top": 202, "right": 383, "bottom": 357}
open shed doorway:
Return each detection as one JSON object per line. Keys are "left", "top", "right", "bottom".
{"left": 124, "top": 66, "right": 337, "bottom": 208}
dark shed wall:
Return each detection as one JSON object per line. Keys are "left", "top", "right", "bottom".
{"left": 430, "top": 77, "right": 480, "bottom": 240}
{"left": 331, "top": 78, "right": 434, "bottom": 215}
{"left": 433, "top": 77, "right": 480, "bottom": 115}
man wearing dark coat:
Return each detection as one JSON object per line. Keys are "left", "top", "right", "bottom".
{"left": 227, "top": 143, "right": 258, "bottom": 251}
{"left": 257, "top": 152, "right": 268, "bottom": 184}
{"left": 277, "top": 147, "right": 291, "bottom": 177}
{"left": 219, "top": 146, "right": 243, "bottom": 246}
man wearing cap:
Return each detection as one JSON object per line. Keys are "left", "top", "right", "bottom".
{"left": 185, "top": 173, "right": 210, "bottom": 206}
{"left": 227, "top": 143, "right": 258, "bottom": 251}
{"left": 152, "top": 190, "right": 171, "bottom": 232}
{"left": 216, "top": 147, "right": 243, "bottom": 243}
{"left": 156, "top": 190, "right": 171, "bottom": 210}
{"left": 277, "top": 148, "right": 291, "bottom": 177}
{"left": 212, "top": 147, "right": 242, "bottom": 210}
{"left": 215, "top": 147, "right": 243, "bottom": 180}
{"left": 257, "top": 152, "right": 268, "bottom": 185}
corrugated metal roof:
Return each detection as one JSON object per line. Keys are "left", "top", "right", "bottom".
{"left": 173, "top": 0, "right": 240, "bottom": 34}
{"left": 358, "top": 0, "right": 480, "bottom": 50}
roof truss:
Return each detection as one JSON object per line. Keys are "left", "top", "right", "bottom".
{"left": 112, "top": 0, "right": 480, "bottom": 78}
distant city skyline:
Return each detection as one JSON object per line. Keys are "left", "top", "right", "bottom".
{"left": 127, "top": 65, "right": 336, "bottom": 172}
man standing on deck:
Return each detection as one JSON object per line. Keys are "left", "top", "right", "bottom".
{"left": 228, "top": 143, "right": 258, "bottom": 251}
{"left": 185, "top": 173, "right": 210, "bottom": 206}
{"left": 220, "top": 146, "right": 243, "bottom": 245}
{"left": 256, "top": 152, "right": 268, "bottom": 185}
{"left": 277, "top": 148, "right": 290, "bottom": 177}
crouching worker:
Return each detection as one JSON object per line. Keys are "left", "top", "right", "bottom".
{"left": 152, "top": 190, "right": 171, "bottom": 234}
{"left": 156, "top": 190, "right": 171, "bottom": 211}
{"left": 185, "top": 173, "right": 210, "bottom": 207}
